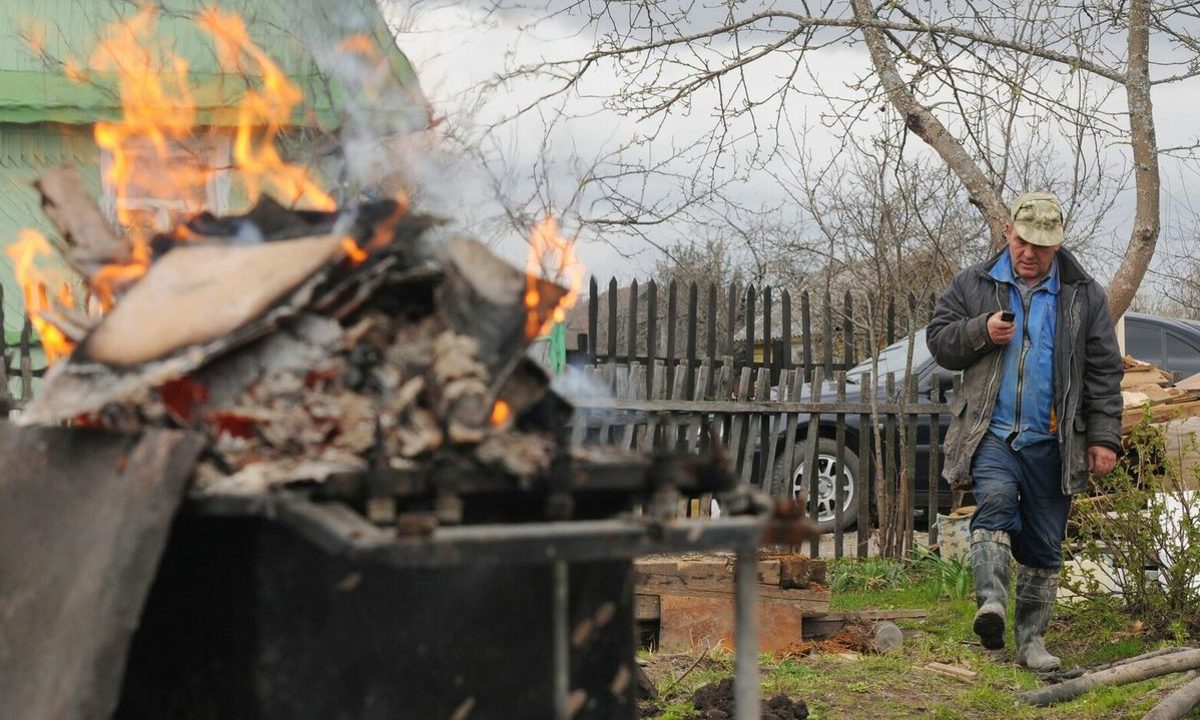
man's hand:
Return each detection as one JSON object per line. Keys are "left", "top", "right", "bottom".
{"left": 987, "top": 311, "right": 1016, "bottom": 345}
{"left": 1087, "top": 445, "right": 1117, "bottom": 477}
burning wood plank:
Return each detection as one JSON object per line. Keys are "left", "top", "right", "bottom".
{"left": 85, "top": 234, "right": 345, "bottom": 366}
{"left": 34, "top": 164, "right": 133, "bottom": 276}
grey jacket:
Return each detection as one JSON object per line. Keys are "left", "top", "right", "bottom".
{"left": 926, "top": 247, "right": 1123, "bottom": 495}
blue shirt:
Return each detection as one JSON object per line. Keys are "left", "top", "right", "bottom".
{"left": 987, "top": 252, "right": 1059, "bottom": 449}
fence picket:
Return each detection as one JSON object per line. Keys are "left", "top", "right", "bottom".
{"left": 843, "top": 290, "right": 855, "bottom": 369}
{"left": 822, "top": 291, "right": 833, "bottom": 377}
{"left": 761, "top": 369, "right": 788, "bottom": 493}
{"left": 834, "top": 370, "right": 847, "bottom": 559}
{"left": 744, "top": 286, "right": 756, "bottom": 370}
{"left": 666, "top": 281, "right": 678, "bottom": 391}
{"left": 781, "top": 290, "right": 792, "bottom": 370}
{"left": 620, "top": 363, "right": 645, "bottom": 450}
{"left": 775, "top": 369, "right": 805, "bottom": 497}
{"left": 725, "top": 282, "right": 737, "bottom": 358}
{"left": 646, "top": 280, "right": 658, "bottom": 392}
{"left": 587, "top": 277, "right": 598, "bottom": 362}
{"left": 740, "top": 369, "right": 770, "bottom": 487}
{"left": 20, "top": 319, "right": 32, "bottom": 403}
{"left": 661, "top": 361, "right": 687, "bottom": 452}
{"left": 762, "top": 286, "right": 773, "bottom": 371}
{"left": 685, "top": 282, "right": 698, "bottom": 398}
{"left": 801, "top": 291, "right": 813, "bottom": 382}
{"left": 686, "top": 361, "right": 711, "bottom": 454}
{"left": 607, "top": 277, "right": 618, "bottom": 367}
{"left": 626, "top": 279, "right": 639, "bottom": 367}
{"left": 857, "top": 382, "right": 871, "bottom": 559}
{"left": 802, "top": 366, "right": 825, "bottom": 557}
{"left": 727, "top": 367, "right": 753, "bottom": 478}
{"left": 638, "top": 361, "right": 667, "bottom": 452}
{"left": 928, "top": 378, "right": 943, "bottom": 548}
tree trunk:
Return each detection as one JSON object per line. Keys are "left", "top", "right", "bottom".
{"left": 850, "top": 0, "right": 1008, "bottom": 248}
{"left": 1018, "top": 649, "right": 1200, "bottom": 707}
{"left": 1105, "top": 0, "right": 1160, "bottom": 319}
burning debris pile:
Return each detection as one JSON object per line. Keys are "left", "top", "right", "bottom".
{"left": 21, "top": 166, "right": 595, "bottom": 482}
{"left": 15, "top": 166, "right": 749, "bottom": 528}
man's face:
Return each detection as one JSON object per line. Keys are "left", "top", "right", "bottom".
{"left": 1006, "top": 224, "right": 1060, "bottom": 281}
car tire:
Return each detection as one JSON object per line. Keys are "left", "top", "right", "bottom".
{"left": 792, "top": 437, "right": 861, "bottom": 534}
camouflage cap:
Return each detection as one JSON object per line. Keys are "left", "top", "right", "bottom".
{"left": 1010, "top": 191, "right": 1064, "bottom": 247}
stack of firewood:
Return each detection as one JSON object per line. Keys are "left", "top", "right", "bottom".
{"left": 1121, "top": 356, "right": 1200, "bottom": 435}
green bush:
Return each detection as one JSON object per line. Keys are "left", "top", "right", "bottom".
{"left": 1063, "top": 412, "right": 1200, "bottom": 638}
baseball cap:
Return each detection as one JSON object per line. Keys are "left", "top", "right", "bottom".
{"left": 1010, "top": 191, "right": 1064, "bottom": 247}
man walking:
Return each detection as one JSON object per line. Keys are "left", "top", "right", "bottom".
{"left": 926, "top": 191, "right": 1123, "bottom": 671}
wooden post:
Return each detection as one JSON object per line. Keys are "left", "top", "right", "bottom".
{"left": 686, "top": 282, "right": 698, "bottom": 399}
{"left": 762, "top": 286, "right": 773, "bottom": 372}
{"left": 725, "top": 282, "right": 737, "bottom": 358}
{"left": 666, "top": 280, "right": 678, "bottom": 392}
{"left": 20, "top": 318, "right": 33, "bottom": 403}
{"left": 626, "top": 279, "right": 639, "bottom": 367}
{"left": 928, "top": 379, "right": 942, "bottom": 548}
{"left": 744, "top": 285, "right": 756, "bottom": 371}
{"left": 607, "top": 277, "right": 618, "bottom": 375}
{"left": 822, "top": 290, "right": 834, "bottom": 377}
{"left": 706, "top": 283, "right": 718, "bottom": 398}
{"left": 857, "top": 371, "right": 871, "bottom": 559}
{"left": 647, "top": 280, "right": 658, "bottom": 395}
{"left": 804, "top": 367, "right": 825, "bottom": 557}
{"left": 843, "top": 290, "right": 855, "bottom": 369}
{"left": 781, "top": 289, "right": 793, "bottom": 370}
{"left": 801, "top": 290, "right": 813, "bottom": 382}
{"left": 587, "top": 277, "right": 598, "bottom": 363}
{"left": 834, "top": 370, "right": 847, "bottom": 559}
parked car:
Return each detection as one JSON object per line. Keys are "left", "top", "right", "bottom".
{"left": 790, "top": 312, "right": 1200, "bottom": 533}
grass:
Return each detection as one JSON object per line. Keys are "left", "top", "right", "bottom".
{"left": 641, "top": 554, "right": 1193, "bottom": 720}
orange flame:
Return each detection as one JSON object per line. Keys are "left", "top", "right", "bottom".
{"left": 88, "top": 6, "right": 199, "bottom": 270}
{"left": 490, "top": 399, "right": 511, "bottom": 427}
{"left": 340, "top": 236, "right": 368, "bottom": 264}
{"left": 197, "top": 8, "right": 334, "bottom": 212}
{"left": 4, "top": 231, "right": 76, "bottom": 363}
{"left": 524, "top": 216, "right": 584, "bottom": 338}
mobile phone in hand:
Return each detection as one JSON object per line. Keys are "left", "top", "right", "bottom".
{"left": 1000, "top": 310, "right": 1015, "bottom": 323}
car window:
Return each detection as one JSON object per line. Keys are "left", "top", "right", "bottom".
{"left": 1125, "top": 320, "right": 1163, "bottom": 366}
{"left": 1164, "top": 332, "right": 1200, "bottom": 380}
{"left": 847, "top": 328, "right": 932, "bottom": 382}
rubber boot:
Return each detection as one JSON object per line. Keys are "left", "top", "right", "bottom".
{"left": 1015, "top": 565, "right": 1061, "bottom": 672}
{"left": 970, "top": 529, "right": 1012, "bottom": 650}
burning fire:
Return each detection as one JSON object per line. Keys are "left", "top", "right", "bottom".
{"left": 4, "top": 231, "right": 76, "bottom": 363}
{"left": 197, "top": 8, "right": 335, "bottom": 213}
{"left": 9, "top": 6, "right": 361, "bottom": 364}
{"left": 490, "top": 399, "right": 511, "bottom": 427}
{"left": 523, "top": 216, "right": 583, "bottom": 339}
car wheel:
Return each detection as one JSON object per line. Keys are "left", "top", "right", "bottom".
{"left": 792, "top": 437, "right": 860, "bottom": 534}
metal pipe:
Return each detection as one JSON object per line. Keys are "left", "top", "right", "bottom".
{"left": 553, "top": 560, "right": 570, "bottom": 720}
{"left": 734, "top": 544, "right": 760, "bottom": 720}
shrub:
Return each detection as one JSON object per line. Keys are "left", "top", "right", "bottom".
{"left": 1063, "top": 413, "right": 1200, "bottom": 638}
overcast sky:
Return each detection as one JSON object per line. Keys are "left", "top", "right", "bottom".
{"left": 382, "top": 0, "right": 1200, "bottom": 295}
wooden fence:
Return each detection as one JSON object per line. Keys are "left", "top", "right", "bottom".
{"left": 0, "top": 288, "right": 41, "bottom": 415}
{"left": 569, "top": 357, "right": 960, "bottom": 560}
{"left": 571, "top": 277, "right": 943, "bottom": 383}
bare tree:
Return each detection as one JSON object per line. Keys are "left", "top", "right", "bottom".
{"left": 471, "top": 0, "right": 1199, "bottom": 316}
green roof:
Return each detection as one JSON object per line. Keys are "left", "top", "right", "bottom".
{"left": 0, "top": 0, "right": 427, "bottom": 128}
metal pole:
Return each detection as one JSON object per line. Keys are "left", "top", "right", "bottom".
{"left": 553, "top": 560, "right": 570, "bottom": 720}
{"left": 734, "top": 545, "right": 760, "bottom": 720}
